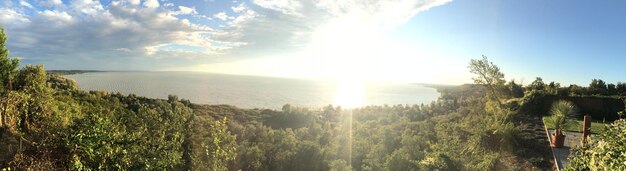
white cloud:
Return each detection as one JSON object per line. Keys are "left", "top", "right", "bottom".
{"left": 0, "top": 0, "right": 238, "bottom": 70}
{"left": 172, "top": 6, "right": 196, "bottom": 15}
{"left": 70, "top": 0, "right": 105, "bottom": 15}
{"left": 19, "top": 1, "right": 34, "bottom": 9}
{"left": 213, "top": 12, "right": 229, "bottom": 21}
{"left": 0, "top": 0, "right": 451, "bottom": 72}
{"left": 39, "top": 10, "right": 73, "bottom": 24}
{"left": 231, "top": 3, "right": 246, "bottom": 13}
{"left": 39, "top": 0, "right": 63, "bottom": 7}
{"left": 143, "top": 0, "right": 159, "bottom": 8}
{"left": 128, "top": 0, "right": 141, "bottom": 5}
{"left": 252, "top": 0, "right": 302, "bottom": 16}
{"left": 113, "top": 48, "right": 131, "bottom": 52}
{"left": 0, "top": 8, "right": 31, "bottom": 26}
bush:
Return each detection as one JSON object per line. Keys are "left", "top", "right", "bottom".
{"left": 545, "top": 100, "right": 578, "bottom": 135}
{"left": 566, "top": 119, "right": 626, "bottom": 170}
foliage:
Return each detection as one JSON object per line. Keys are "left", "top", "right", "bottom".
{"left": 207, "top": 118, "right": 235, "bottom": 169}
{"left": 566, "top": 119, "right": 626, "bottom": 171}
{"left": 546, "top": 81, "right": 560, "bottom": 94}
{"left": 507, "top": 80, "right": 524, "bottom": 98}
{"left": 0, "top": 28, "right": 20, "bottom": 94}
{"left": 528, "top": 77, "right": 545, "bottom": 91}
{"left": 468, "top": 55, "right": 506, "bottom": 105}
{"left": 545, "top": 100, "right": 578, "bottom": 135}
{"left": 468, "top": 56, "right": 514, "bottom": 132}
{"left": 0, "top": 30, "right": 236, "bottom": 170}
{"left": 329, "top": 159, "right": 353, "bottom": 171}
{"left": 523, "top": 78, "right": 626, "bottom": 97}
{"left": 588, "top": 79, "right": 608, "bottom": 95}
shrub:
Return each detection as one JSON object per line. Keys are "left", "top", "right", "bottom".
{"left": 545, "top": 100, "right": 578, "bottom": 135}
{"left": 566, "top": 119, "right": 626, "bottom": 170}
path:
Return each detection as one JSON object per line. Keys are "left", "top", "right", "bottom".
{"left": 545, "top": 129, "right": 583, "bottom": 170}
{"left": 514, "top": 114, "right": 556, "bottom": 170}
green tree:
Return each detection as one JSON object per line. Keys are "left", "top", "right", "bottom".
{"left": 0, "top": 28, "right": 20, "bottom": 93}
{"left": 14, "top": 65, "right": 55, "bottom": 133}
{"left": 568, "top": 84, "right": 587, "bottom": 96}
{"left": 507, "top": 80, "right": 524, "bottom": 98}
{"left": 607, "top": 83, "right": 617, "bottom": 95}
{"left": 0, "top": 28, "right": 20, "bottom": 129}
{"left": 589, "top": 79, "right": 608, "bottom": 95}
{"left": 529, "top": 77, "right": 545, "bottom": 91}
{"left": 546, "top": 81, "right": 560, "bottom": 94}
{"left": 468, "top": 55, "right": 506, "bottom": 106}
{"left": 617, "top": 82, "right": 626, "bottom": 95}
{"left": 468, "top": 55, "right": 512, "bottom": 129}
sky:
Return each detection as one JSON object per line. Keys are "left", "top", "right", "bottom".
{"left": 1, "top": 0, "right": 626, "bottom": 85}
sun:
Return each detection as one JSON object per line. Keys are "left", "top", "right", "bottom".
{"left": 333, "top": 80, "right": 366, "bottom": 109}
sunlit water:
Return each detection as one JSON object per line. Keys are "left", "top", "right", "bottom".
{"left": 66, "top": 72, "right": 440, "bottom": 109}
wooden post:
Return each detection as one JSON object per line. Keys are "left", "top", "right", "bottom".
{"left": 582, "top": 115, "right": 592, "bottom": 145}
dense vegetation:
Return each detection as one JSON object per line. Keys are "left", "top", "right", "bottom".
{"left": 525, "top": 76, "right": 626, "bottom": 97}
{"left": 1, "top": 28, "right": 625, "bottom": 170}
{"left": 0, "top": 29, "right": 233, "bottom": 170}
{"left": 566, "top": 119, "right": 626, "bottom": 170}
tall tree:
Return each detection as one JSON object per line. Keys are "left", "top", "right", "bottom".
{"left": 0, "top": 28, "right": 20, "bottom": 92}
{"left": 568, "top": 84, "right": 587, "bottom": 96}
{"left": 589, "top": 79, "right": 608, "bottom": 95}
{"left": 0, "top": 28, "right": 21, "bottom": 129}
{"left": 468, "top": 55, "right": 506, "bottom": 106}
{"left": 468, "top": 55, "right": 512, "bottom": 128}
{"left": 14, "top": 65, "right": 54, "bottom": 132}
{"left": 607, "top": 83, "right": 617, "bottom": 96}
{"left": 617, "top": 82, "right": 626, "bottom": 95}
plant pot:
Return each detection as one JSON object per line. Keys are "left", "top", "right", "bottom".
{"left": 551, "top": 132, "right": 565, "bottom": 148}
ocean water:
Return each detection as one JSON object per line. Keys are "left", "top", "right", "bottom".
{"left": 66, "top": 72, "right": 440, "bottom": 109}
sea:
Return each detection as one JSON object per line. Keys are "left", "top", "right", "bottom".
{"left": 66, "top": 72, "right": 440, "bottom": 109}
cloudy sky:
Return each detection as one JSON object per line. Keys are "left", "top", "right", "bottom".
{"left": 1, "top": 0, "right": 626, "bottom": 85}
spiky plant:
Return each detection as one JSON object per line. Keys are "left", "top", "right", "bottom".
{"left": 546, "top": 100, "right": 578, "bottom": 135}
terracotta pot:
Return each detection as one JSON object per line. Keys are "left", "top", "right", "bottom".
{"left": 551, "top": 132, "right": 565, "bottom": 148}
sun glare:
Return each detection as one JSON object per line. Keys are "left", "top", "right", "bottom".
{"left": 333, "top": 80, "right": 366, "bottom": 108}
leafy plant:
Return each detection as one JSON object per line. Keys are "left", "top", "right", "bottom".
{"left": 545, "top": 100, "right": 578, "bottom": 135}
{"left": 566, "top": 119, "right": 626, "bottom": 170}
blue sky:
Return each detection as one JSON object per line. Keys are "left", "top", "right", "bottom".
{"left": 1, "top": 0, "right": 625, "bottom": 85}
{"left": 395, "top": 0, "right": 626, "bottom": 85}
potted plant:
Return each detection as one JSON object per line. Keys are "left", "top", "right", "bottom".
{"left": 546, "top": 100, "right": 578, "bottom": 148}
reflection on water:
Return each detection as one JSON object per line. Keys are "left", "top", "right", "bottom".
{"left": 66, "top": 72, "right": 440, "bottom": 109}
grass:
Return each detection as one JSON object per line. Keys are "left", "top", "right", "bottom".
{"left": 541, "top": 116, "right": 609, "bottom": 134}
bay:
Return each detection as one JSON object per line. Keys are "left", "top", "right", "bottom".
{"left": 66, "top": 72, "right": 440, "bottom": 109}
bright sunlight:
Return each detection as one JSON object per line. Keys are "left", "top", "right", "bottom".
{"left": 333, "top": 80, "right": 366, "bottom": 108}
